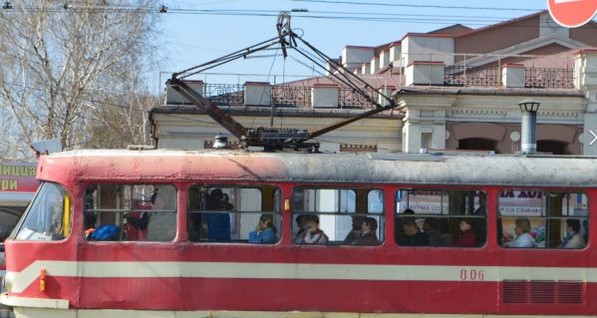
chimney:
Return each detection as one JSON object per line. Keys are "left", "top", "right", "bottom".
{"left": 518, "top": 98, "right": 541, "bottom": 154}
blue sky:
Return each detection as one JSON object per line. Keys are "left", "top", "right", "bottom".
{"left": 154, "top": 0, "right": 554, "bottom": 90}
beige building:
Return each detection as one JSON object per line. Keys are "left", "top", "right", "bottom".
{"left": 151, "top": 11, "right": 597, "bottom": 155}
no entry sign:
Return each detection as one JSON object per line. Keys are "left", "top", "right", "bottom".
{"left": 547, "top": 0, "right": 597, "bottom": 28}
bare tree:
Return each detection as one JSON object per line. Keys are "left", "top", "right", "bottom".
{"left": 85, "top": 92, "right": 159, "bottom": 149}
{"left": 0, "top": 0, "right": 160, "bottom": 158}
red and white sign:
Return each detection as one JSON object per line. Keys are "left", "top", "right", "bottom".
{"left": 547, "top": 0, "right": 597, "bottom": 28}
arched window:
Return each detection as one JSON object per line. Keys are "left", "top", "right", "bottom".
{"left": 458, "top": 138, "right": 498, "bottom": 153}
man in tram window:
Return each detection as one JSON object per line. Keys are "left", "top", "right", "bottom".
{"left": 424, "top": 218, "right": 452, "bottom": 247}
{"left": 398, "top": 220, "right": 429, "bottom": 246}
{"left": 125, "top": 198, "right": 151, "bottom": 241}
{"left": 344, "top": 215, "right": 366, "bottom": 244}
{"left": 473, "top": 192, "right": 487, "bottom": 215}
{"left": 560, "top": 219, "right": 586, "bottom": 249}
{"left": 293, "top": 214, "right": 307, "bottom": 243}
{"left": 395, "top": 208, "right": 415, "bottom": 244}
{"left": 203, "top": 188, "right": 232, "bottom": 242}
{"left": 295, "top": 215, "right": 328, "bottom": 244}
{"left": 505, "top": 218, "right": 536, "bottom": 248}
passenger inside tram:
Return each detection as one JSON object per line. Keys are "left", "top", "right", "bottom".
{"left": 398, "top": 220, "right": 429, "bottom": 246}
{"left": 505, "top": 218, "right": 536, "bottom": 248}
{"left": 352, "top": 217, "right": 379, "bottom": 245}
{"left": 203, "top": 188, "right": 233, "bottom": 241}
{"left": 561, "top": 219, "right": 586, "bottom": 249}
{"left": 248, "top": 214, "right": 277, "bottom": 244}
{"left": 423, "top": 218, "right": 452, "bottom": 247}
{"left": 295, "top": 214, "right": 328, "bottom": 244}
{"left": 452, "top": 219, "right": 478, "bottom": 247}
{"left": 343, "top": 215, "right": 365, "bottom": 244}
{"left": 395, "top": 208, "right": 415, "bottom": 243}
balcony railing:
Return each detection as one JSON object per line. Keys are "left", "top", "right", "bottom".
{"left": 444, "top": 66, "right": 501, "bottom": 87}
{"left": 525, "top": 68, "right": 574, "bottom": 89}
{"left": 444, "top": 66, "right": 575, "bottom": 89}
{"left": 204, "top": 84, "right": 244, "bottom": 106}
{"left": 271, "top": 85, "right": 311, "bottom": 107}
{"left": 201, "top": 83, "right": 378, "bottom": 109}
{"left": 339, "top": 87, "right": 378, "bottom": 108}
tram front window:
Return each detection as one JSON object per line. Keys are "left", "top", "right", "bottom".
{"left": 14, "top": 182, "right": 72, "bottom": 241}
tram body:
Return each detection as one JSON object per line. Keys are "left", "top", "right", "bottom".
{"left": 1, "top": 149, "right": 597, "bottom": 317}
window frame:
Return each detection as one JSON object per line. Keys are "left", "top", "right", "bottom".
{"left": 291, "top": 186, "right": 385, "bottom": 246}
{"left": 187, "top": 184, "right": 282, "bottom": 244}
{"left": 83, "top": 183, "right": 178, "bottom": 242}
{"left": 497, "top": 189, "right": 589, "bottom": 250}
{"left": 395, "top": 188, "right": 488, "bottom": 248}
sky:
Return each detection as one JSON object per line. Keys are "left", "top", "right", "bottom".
{"left": 153, "top": 0, "right": 572, "bottom": 91}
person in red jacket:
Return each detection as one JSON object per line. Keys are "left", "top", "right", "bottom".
{"left": 453, "top": 219, "right": 478, "bottom": 247}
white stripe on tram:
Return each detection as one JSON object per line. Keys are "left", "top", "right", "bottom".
{"left": 5, "top": 261, "right": 594, "bottom": 293}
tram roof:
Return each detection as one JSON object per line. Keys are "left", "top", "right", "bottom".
{"left": 37, "top": 149, "right": 597, "bottom": 188}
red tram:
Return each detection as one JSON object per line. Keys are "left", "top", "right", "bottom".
{"left": 1, "top": 149, "right": 596, "bottom": 317}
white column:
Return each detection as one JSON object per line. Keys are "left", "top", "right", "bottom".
{"left": 575, "top": 50, "right": 597, "bottom": 155}
{"left": 244, "top": 82, "right": 272, "bottom": 106}
{"left": 405, "top": 61, "right": 445, "bottom": 86}
{"left": 501, "top": 64, "right": 525, "bottom": 88}
{"left": 311, "top": 84, "right": 339, "bottom": 108}
{"left": 165, "top": 80, "right": 204, "bottom": 105}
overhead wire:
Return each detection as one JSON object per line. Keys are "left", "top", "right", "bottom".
{"left": 3, "top": 4, "right": 594, "bottom": 29}
{"left": 289, "top": 0, "right": 542, "bottom": 12}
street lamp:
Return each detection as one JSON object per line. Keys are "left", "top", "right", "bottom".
{"left": 518, "top": 98, "right": 541, "bottom": 154}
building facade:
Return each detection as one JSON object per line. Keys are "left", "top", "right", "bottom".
{"left": 151, "top": 11, "right": 597, "bottom": 155}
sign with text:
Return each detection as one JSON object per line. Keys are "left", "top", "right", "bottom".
{"left": 547, "top": 0, "right": 597, "bottom": 28}
{"left": 0, "top": 162, "right": 38, "bottom": 193}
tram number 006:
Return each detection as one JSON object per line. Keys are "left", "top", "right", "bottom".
{"left": 459, "top": 268, "right": 485, "bottom": 281}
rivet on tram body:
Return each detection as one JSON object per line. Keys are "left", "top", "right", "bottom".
{"left": 39, "top": 268, "right": 46, "bottom": 292}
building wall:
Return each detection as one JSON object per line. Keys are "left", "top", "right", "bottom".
{"left": 446, "top": 122, "right": 582, "bottom": 154}
{"left": 153, "top": 112, "right": 402, "bottom": 153}
{"left": 570, "top": 22, "right": 597, "bottom": 47}
{"left": 455, "top": 15, "right": 540, "bottom": 58}
{"left": 402, "top": 35, "right": 454, "bottom": 66}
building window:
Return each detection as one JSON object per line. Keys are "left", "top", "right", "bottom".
{"left": 84, "top": 184, "right": 177, "bottom": 242}
{"left": 396, "top": 189, "right": 486, "bottom": 247}
{"left": 188, "top": 185, "right": 281, "bottom": 244}
{"left": 292, "top": 188, "right": 383, "bottom": 246}
{"left": 421, "top": 132, "right": 432, "bottom": 150}
{"left": 499, "top": 190, "right": 588, "bottom": 249}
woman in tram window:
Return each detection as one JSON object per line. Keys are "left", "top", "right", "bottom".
{"left": 506, "top": 218, "right": 536, "bottom": 248}
{"left": 452, "top": 218, "right": 478, "bottom": 247}
{"left": 249, "top": 214, "right": 277, "bottom": 244}
{"left": 352, "top": 217, "right": 378, "bottom": 245}
{"left": 560, "top": 219, "right": 586, "bottom": 249}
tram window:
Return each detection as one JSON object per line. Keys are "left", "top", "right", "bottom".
{"left": 187, "top": 185, "right": 281, "bottom": 244}
{"left": 292, "top": 188, "right": 384, "bottom": 245}
{"left": 14, "top": 182, "right": 72, "bottom": 241}
{"left": 395, "top": 189, "right": 486, "bottom": 248}
{"left": 84, "top": 184, "right": 177, "bottom": 242}
{"left": 498, "top": 190, "right": 588, "bottom": 249}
